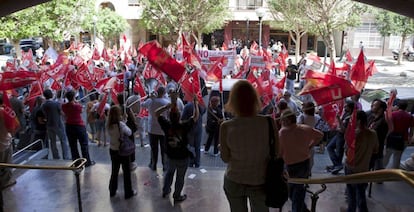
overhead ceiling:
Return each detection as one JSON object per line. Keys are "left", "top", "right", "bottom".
{"left": 354, "top": 0, "right": 414, "bottom": 18}
{"left": 0, "top": 0, "right": 51, "bottom": 17}
{"left": 0, "top": 0, "right": 413, "bottom": 18}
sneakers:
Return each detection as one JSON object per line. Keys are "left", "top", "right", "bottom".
{"left": 162, "top": 190, "right": 171, "bottom": 198}
{"left": 173, "top": 194, "right": 187, "bottom": 202}
{"left": 85, "top": 160, "right": 96, "bottom": 167}
{"left": 1, "top": 179, "right": 16, "bottom": 190}
{"left": 331, "top": 166, "right": 343, "bottom": 175}
{"left": 130, "top": 162, "right": 138, "bottom": 171}
{"left": 125, "top": 190, "right": 137, "bottom": 199}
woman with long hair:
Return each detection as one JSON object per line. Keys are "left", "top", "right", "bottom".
{"left": 106, "top": 105, "right": 136, "bottom": 199}
{"left": 219, "top": 80, "right": 278, "bottom": 212}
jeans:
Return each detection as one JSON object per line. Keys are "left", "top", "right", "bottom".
{"left": 47, "top": 126, "right": 70, "bottom": 160}
{"left": 204, "top": 128, "right": 219, "bottom": 154}
{"left": 285, "top": 79, "right": 295, "bottom": 95}
{"left": 163, "top": 157, "right": 189, "bottom": 198}
{"left": 345, "top": 167, "right": 368, "bottom": 212}
{"left": 327, "top": 133, "right": 345, "bottom": 168}
{"left": 148, "top": 133, "right": 166, "bottom": 169}
{"left": 65, "top": 124, "right": 93, "bottom": 165}
{"left": 383, "top": 147, "right": 403, "bottom": 169}
{"left": 109, "top": 149, "right": 134, "bottom": 198}
{"left": 0, "top": 145, "right": 12, "bottom": 187}
{"left": 286, "top": 159, "right": 310, "bottom": 212}
{"left": 223, "top": 176, "right": 268, "bottom": 212}
{"left": 188, "top": 130, "right": 202, "bottom": 167}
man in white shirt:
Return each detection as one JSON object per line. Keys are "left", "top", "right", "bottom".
{"left": 141, "top": 86, "right": 170, "bottom": 171}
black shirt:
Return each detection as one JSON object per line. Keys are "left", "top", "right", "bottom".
{"left": 158, "top": 116, "right": 194, "bottom": 159}
{"left": 286, "top": 64, "right": 298, "bottom": 80}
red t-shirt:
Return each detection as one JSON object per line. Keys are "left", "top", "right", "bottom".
{"left": 392, "top": 110, "right": 413, "bottom": 140}
{"left": 62, "top": 102, "right": 85, "bottom": 126}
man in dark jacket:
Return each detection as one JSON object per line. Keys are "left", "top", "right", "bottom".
{"left": 156, "top": 92, "right": 199, "bottom": 202}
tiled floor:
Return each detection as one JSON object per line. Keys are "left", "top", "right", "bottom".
{"left": 3, "top": 141, "right": 414, "bottom": 212}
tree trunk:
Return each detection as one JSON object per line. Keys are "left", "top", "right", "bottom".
{"left": 397, "top": 35, "right": 407, "bottom": 65}
{"left": 326, "top": 33, "right": 336, "bottom": 60}
{"left": 295, "top": 32, "right": 301, "bottom": 63}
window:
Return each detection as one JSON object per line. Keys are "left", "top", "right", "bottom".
{"left": 236, "top": 0, "right": 263, "bottom": 10}
{"left": 128, "top": 0, "right": 139, "bottom": 6}
{"left": 353, "top": 23, "right": 382, "bottom": 48}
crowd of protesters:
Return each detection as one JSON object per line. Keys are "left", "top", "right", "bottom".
{"left": 0, "top": 39, "right": 413, "bottom": 212}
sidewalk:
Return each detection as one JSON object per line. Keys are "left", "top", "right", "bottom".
{"left": 3, "top": 140, "right": 414, "bottom": 212}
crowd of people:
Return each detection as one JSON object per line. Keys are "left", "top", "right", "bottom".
{"left": 0, "top": 40, "right": 413, "bottom": 212}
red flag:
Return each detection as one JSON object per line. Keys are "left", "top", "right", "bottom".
{"left": 221, "top": 43, "right": 228, "bottom": 51}
{"left": 93, "top": 66, "right": 105, "bottom": 82}
{"left": 92, "top": 47, "right": 101, "bottom": 60}
{"left": 138, "top": 41, "right": 185, "bottom": 82}
{"left": 1, "top": 91, "right": 20, "bottom": 133}
{"left": 207, "top": 56, "right": 224, "bottom": 81}
{"left": 345, "top": 50, "right": 353, "bottom": 62}
{"left": 111, "top": 90, "right": 119, "bottom": 105}
{"left": 250, "top": 41, "right": 258, "bottom": 55}
{"left": 307, "top": 54, "right": 323, "bottom": 70}
{"left": 274, "top": 76, "right": 286, "bottom": 90}
{"left": 182, "top": 34, "right": 206, "bottom": 72}
{"left": 327, "top": 59, "right": 337, "bottom": 76}
{"left": 133, "top": 75, "right": 147, "bottom": 97}
{"left": 366, "top": 60, "right": 377, "bottom": 77}
{"left": 345, "top": 106, "right": 357, "bottom": 166}
{"left": 97, "top": 92, "right": 108, "bottom": 118}
{"left": 0, "top": 71, "right": 38, "bottom": 90}
{"left": 350, "top": 49, "right": 368, "bottom": 91}
{"left": 101, "top": 48, "right": 111, "bottom": 62}
{"left": 180, "top": 71, "right": 205, "bottom": 106}
{"left": 26, "top": 82, "right": 43, "bottom": 102}
{"left": 321, "top": 100, "right": 344, "bottom": 129}
{"left": 281, "top": 44, "right": 289, "bottom": 59}
{"left": 75, "top": 69, "right": 94, "bottom": 91}
{"left": 276, "top": 55, "right": 286, "bottom": 73}
{"left": 300, "top": 72, "right": 359, "bottom": 105}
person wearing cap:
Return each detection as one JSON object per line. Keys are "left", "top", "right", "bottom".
{"left": 279, "top": 109, "right": 323, "bottom": 212}
{"left": 155, "top": 91, "right": 199, "bottom": 202}
{"left": 141, "top": 86, "right": 170, "bottom": 171}
{"left": 281, "top": 91, "right": 300, "bottom": 115}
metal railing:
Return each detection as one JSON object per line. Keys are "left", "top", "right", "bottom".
{"left": 0, "top": 158, "right": 87, "bottom": 212}
{"left": 289, "top": 169, "right": 414, "bottom": 212}
{"left": 12, "top": 138, "right": 43, "bottom": 157}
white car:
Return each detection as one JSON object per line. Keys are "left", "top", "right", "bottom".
{"left": 360, "top": 87, "right": 414, "bottom": 112}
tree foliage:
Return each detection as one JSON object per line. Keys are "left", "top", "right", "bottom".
{"left": 375, "top": 10, "right": 414, "bottom": 64}
{"left": 0, "top": 0, "right": 127, "bottom": 47}
{"left": 268, "top": 0, "right": 311, "bottom": 62}
{"left": 300, "top": 0, "right": 367, "bottom": 59}
{"left": 138, "top": 0, "right": 230, "bottom": 45}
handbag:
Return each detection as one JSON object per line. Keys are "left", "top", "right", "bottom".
{"left": 118, "top": 123, "right": 135, "bottom": 156}
{"left": 265, "top": 116, "right": 288, "bottom": 209}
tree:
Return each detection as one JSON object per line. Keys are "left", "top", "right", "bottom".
{"left": 375, "top": 10, "right": 414, "bottom": 64}
{"left": 268, "top": 0, "right": 311, "bottom": 63}
{"left": 82, "top": 8, "right": 129, "bottom": 47}
{"left": 0, "top": 0, "right": 127, "bottom": 51}
{"left": 138, "top": 0, "right": 230, "bottom": 46}
{"left": 300, "top": 0, "right": 366, "bottom": 59}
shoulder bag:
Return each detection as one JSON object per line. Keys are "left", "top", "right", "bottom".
{"left": 118, "top": 123, "right": 135, "bottom": 156}
{"left": 265, "top": 116, "right": 288, "bottom": 209}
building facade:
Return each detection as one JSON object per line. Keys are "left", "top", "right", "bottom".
{"left": 96, "top": 0, "right": 412, "bottom": 57}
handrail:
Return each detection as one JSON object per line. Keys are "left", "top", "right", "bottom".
{"left": 0, "top": 158, "right": 87, "bottom": 212}
{"left": 289, "top": 169, "right": 414, "bottom": 188}
{"left": 0, "top": 158, "right": 87, "bottom": 171}
{"left": 12, "top": 139, "right": 43, "bottom": 157}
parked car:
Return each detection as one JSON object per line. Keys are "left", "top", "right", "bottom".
{"left": 0, "top": 42, "right": 13, "bottom": 55}
{"left": 360, "top": 87, "right": 414, "bottom": 112}
{"left": 392, "top": 49, "right": 414, "bottom": 61}
{"left": 19, "top": 38, "right": 40, "bottom": 54}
